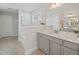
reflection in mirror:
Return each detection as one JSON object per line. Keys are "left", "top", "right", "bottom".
{"left": 60, "top": 12, "right": 79, "bottom": 33}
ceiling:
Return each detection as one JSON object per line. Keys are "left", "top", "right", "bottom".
{"left": 46, "top": 3, "right": 79, "bottom": 16}
{"left": 0, "top": 3, "right": 48, "bottom": 12}
{"left": 0, "top": 3, "right": 79, "bottom": 14}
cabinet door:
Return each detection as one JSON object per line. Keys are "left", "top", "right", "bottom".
{"left": 61, "top": 46, "right": 77, "bottom": 55}
{"left": 38, "top": 34, "right": 49, "bottom": 54}
{"left": 50, "top": 42, "right": 61, "bottom": 55}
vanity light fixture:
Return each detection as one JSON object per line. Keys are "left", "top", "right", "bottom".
{"left": 48, "top": 3, "right": 64, "bottom": 9}
{"left": 66, "top": 13, "right": 74, "bottom": 17}
{"left": 66, "top": 14, "right": 74, "bottom": 17}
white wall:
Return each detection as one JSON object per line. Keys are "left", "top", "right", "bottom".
{"left": 0, "top": 11, "right": 18, "bottom": 38}
{"left": 0, "top": 15, "right": 12, "bottom": 38}
{"left": 20, "top": 26, "right": 52, "bottom": 54}
{"left": 18, "top": 10, "right": 32, "bottom": 54}
{"left": 18, "top": 10, "right": 31, "bottom": 42}
{"left": 12, "top": 14, "right": 18, "bottom": 36}
{"left": 18, "top": 10, "right": 53, "bottom": 54}
{"left": 18, "top": 7, "right": 60, "bottom": 54}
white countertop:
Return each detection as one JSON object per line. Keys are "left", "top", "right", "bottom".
{"left": 37, "top": 30, "right": 79, "bottom": 44}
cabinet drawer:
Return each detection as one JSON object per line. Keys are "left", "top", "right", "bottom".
{"left": 63, "top": 41, "right": 77, "bottom": 51}
{"left": 49, "top": 36, "right": 62, "bottom": 45}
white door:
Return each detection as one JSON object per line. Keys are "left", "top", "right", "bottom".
{"left": 0, "top": 15, "right": 12, "bottom": 37}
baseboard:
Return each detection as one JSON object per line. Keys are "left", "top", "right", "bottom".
{"left": 0, "top": 35, "right": 18, "bottom": 39}
{"left": 25, "top": 47, "right": 38, "bottom": 55}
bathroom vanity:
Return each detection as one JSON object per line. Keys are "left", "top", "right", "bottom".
{"left": 37, "top": 31, "right": 79, "bottom": 55}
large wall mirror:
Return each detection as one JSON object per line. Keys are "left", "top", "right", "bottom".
{"left": 60, "top": 11, "right": 79, "bottom": 32}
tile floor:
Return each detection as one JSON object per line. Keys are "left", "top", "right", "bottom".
{"left": 0, "top": 36, "right": 45, "bottom": 55}
{"left": 0, "top": 36, "right": 25, "bottom": 55}
{"left": 32, "top": 49, "right": 45, "bottom": 55}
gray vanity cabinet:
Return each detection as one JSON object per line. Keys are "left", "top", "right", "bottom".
{"left": 61, "top": 41, "right": 78, "bottom": 55}
{"left": 37, "top": 33, "right": 49, "bottom": 54}
{"left": 50, "top": 41, "right": 61, "bottom": 55}
{"left": 37, "top": 32, "right": 79, "bottom": 55}
{"left": 61, "top": 46, "right": 77, "bottom": 55}
{"left": 49, "top": 36, "right": 62, "bottom": 55}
